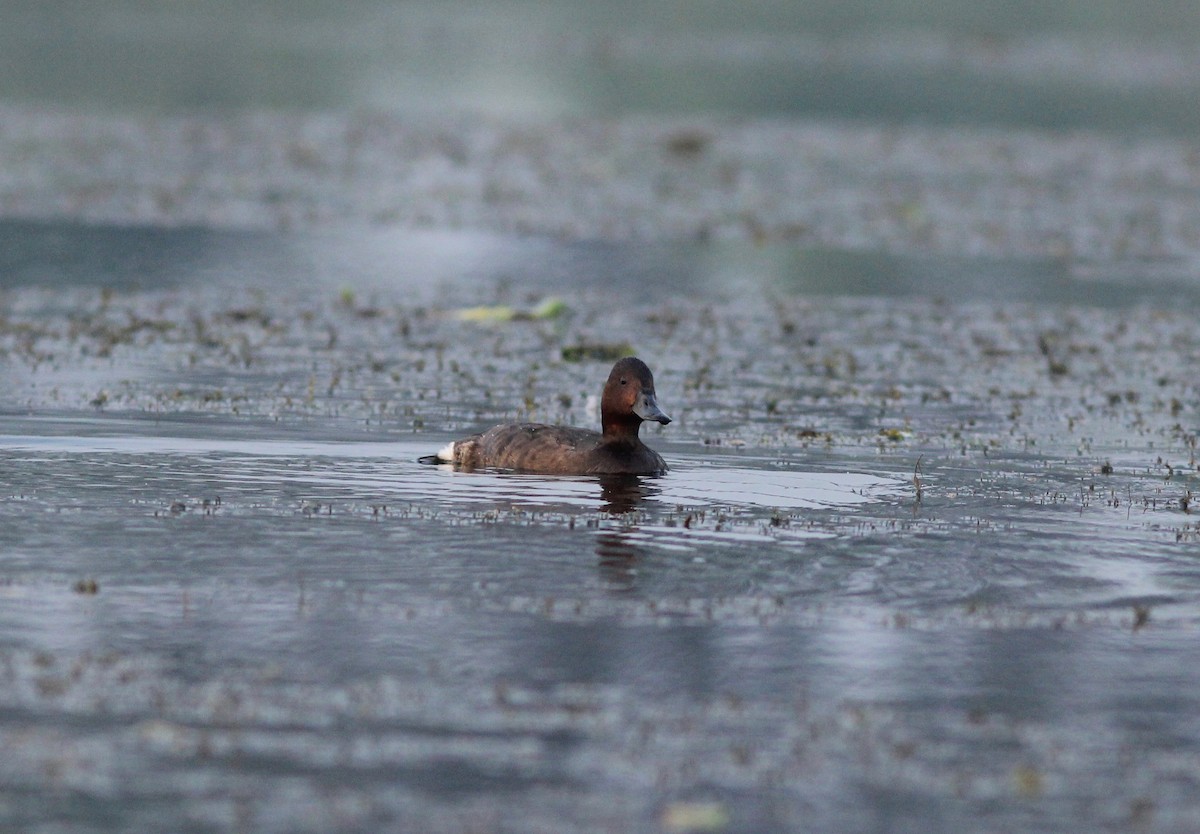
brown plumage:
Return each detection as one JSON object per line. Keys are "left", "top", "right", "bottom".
{"left": 421, "top": 357, "right": 671, "bottom": 475}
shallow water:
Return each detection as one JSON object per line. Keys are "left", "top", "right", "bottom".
{"left": 4, "top": 1, "right": 1200, "bottom": 135}
{"left": 3, "top": 414, "right": 1200, "bottom": 833}
{"left": 3, "top": 223, "right": 1200, "bottom": 831}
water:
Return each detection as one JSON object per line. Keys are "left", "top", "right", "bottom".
{"left": 4, "top": 1, "right": 1200, "bottom": 134}
{"left": 3, "top": 221, "right": 1200, "bottom": 831}
{"left": 4, "top": 0, "right": 1200, "bottom": 828}
{"left": 2, "top": 415, "right": 1197, "bottom": 831}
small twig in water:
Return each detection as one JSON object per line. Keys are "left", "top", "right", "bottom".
{"left": 913, "top": 456, "right": 924, "bottom": 505}
{"left": 1133, "top": 605, "right": 1150, "bottom": 632}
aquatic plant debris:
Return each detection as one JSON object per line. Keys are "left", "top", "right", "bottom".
{"left": 3, "top": 101, "right": 1200, "bottom": 266}
{"left": 562, "top": 341, "right": 636, "bottom": 362}
{"left": 453, "top": 296, "right": 568, "bottom": 322}
{"left": 661, "top": 801, "right": 731, "bottom": 832}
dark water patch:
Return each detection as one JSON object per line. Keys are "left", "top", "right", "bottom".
{"left": 4, "top": 220, "right": 1200, "bottom": 310}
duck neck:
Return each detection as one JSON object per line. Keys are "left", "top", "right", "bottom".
{"left": 601, "top": 413, "right": 642, "bottom": 444}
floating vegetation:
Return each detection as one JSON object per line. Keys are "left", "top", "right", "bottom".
{"left": 661, "top": 801, "right": 729, "bottom": 833}
{"left": 562, "top": 341, "right": 635, "bottom": 362}
{"left": 71, "top": 579, "right": 99, "bottom": 595}
{"left": 453, "top": 296, "right": 568, "bottom": 323}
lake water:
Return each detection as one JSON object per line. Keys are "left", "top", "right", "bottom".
{"left": 3, "top": 0, "right": 1200, "bottom": 830}
{"left": 3, "top": 221, "right": 1200, "bottom": 831}
{"left": 3, "top": 0, "right": 1200, "bottom": 134}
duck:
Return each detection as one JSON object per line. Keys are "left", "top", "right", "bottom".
{"left": 420, "top": 356, "right": 670, "bottom": 475}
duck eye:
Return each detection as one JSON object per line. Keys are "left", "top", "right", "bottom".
{"left": 620, "top": 378, "right": 627, "bottom": 385}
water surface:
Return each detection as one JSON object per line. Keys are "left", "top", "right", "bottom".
{"left": 3, "top": 223, "right": 1200, "bottom": 831}
{"left": 4, "top": 0, "right": 1200, "bottom": 134}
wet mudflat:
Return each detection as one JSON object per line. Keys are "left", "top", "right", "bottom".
{"left": 2, "top": 223, "right": 1200, "bottom": 832}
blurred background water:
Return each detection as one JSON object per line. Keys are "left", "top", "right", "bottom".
{"left": 5, "top": 4, "right": 1200, "bottom": 833}
{"left": 3, "top": 0, "right": 1200, "bottom": 132}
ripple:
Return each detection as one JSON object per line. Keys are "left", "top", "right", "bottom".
{"left": 1, "top": 429, "right": 905, "bottom": 517}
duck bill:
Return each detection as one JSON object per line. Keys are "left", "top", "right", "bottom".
{"left": 634, "top": 392, "right": 671, "bottom": 425}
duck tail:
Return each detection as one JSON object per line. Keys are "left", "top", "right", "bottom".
{"left": 417, "top": 441, "right": 456, "bottom": 465}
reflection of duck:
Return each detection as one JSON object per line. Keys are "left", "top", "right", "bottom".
{"left": 595, "top": 474, "right": 660, "bottom": 588}
{"left": 420, "top": 357, "right": 670, "bottom": 475}
{"left": 599, "top": 473, "right": 660, "bottom": 514}
{"left": 595, "top": 529, "right": 645, "bottom": 589}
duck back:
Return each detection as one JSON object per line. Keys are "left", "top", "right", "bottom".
{"left": 454, "top": 423, "right": 666, "bottom": 475}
